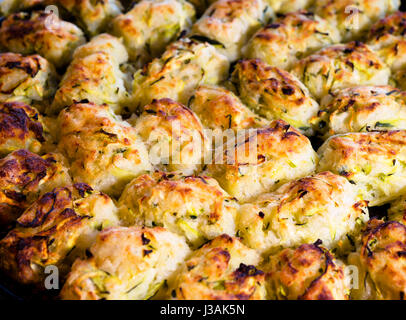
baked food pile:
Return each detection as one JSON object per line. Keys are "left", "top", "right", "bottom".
{"left": 0, "top": 0, "right": 405, "bottom": 300}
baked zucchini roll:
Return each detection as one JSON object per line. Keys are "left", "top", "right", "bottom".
{"left": 166, "top": 234, "right": 266, "bottom": 300}
{"left": 50, "top": 34, "right": 129, "bottom": 115}
{"left": 134, "top": 98, "right": 209, "bottom": 175}
{"left": 118, "top": 171, "right": 238, "bottom": 248}
{"left": 0, "top": 150, "right": 71, "bottom": 229}
{"left": 291, "top": 41, "right": 390, "bottom": 101}
{"left": 112, "top": 0, "right": 195, "bottom": 67}
{"left": 0, "top": 184, "right": 120, "bottom": 285}
{"left": 58, "top": 102, "right": 151, "bottom": 198}
{"left": 264, "top": 243, "right": 350, "bottom": 300}
{"left": 0, "top": 101, "right": 50, "bottom": 156}
{"left": 316, "top": 86, "right": 406, "bottom": 137}
{"left": 237, "top": 171, "right": 369, "bottom": 254}
{"left": 265, "top": 0, "right": 314, "bottom": 14}
{"left": 230, "top": 59, "right": 320, "bottom": 135}
{"left": 132, "top": 37, "right": 229, "bottom": 109}
{"left": 367, "top": 11, "right": 406, "bottom": 72}
{"left": 0, "top": 11, "right": 86, "bottom": 68}
{"left": 244, "top": 11, "right": 341, "bottom": 70}
{"left": 189, "top": 85, "right": 268, "bottom": 135}
{"left": 315, "top": 0, "right": 400, "bottom": 41}
{"left": 208, "top": 120, "right": 317, "bottom": 202}
{"left": 0, "top": 53, "right": 58, "bottom": 106}
{"left": 52, "top": 0, "right": 123, "bottom": 35}
{"left": 348, "top": 219, "right": 406, "bottom": 300}
{"left": 318, "top": 130, "right": 406, "bottom": 206}
{"left": 61, "top": 226, "right": 190, "bottom": 300}
{"left": 190, "top": 0, "right": 273, "bottom": 61}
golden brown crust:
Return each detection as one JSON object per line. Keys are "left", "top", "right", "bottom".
{"left": 0, "top": 149, "right": 71, "bottom": 229}
{"left": 112, "top": 0, "right": 195, "bottom": 66}
{"left": 58, "top": 102, "right": 151, "bottom": 197}
{"left": 167, "top": 234, "right": 266, "bottom": 300}
{"left": 50, "top": 34, "right": 128, "bottom": 115}
{"left": 264, "top": 243, "right": 350, "bottom": 300}
{"left": 367, "top": 11, "right": 406, "bottom": 71}
{"left": 189, "top": 85, "right": 268, "bottom": 133}
{"left": 244, "top": 11, "right": 341, "bottom": 70}
{"left": 291, "top": 41, "right": 390, "bottom": 101}
{"left": 0, "top": 101, "right": 48, "bottom": 156}
{"left": 348, "top": 219, "right": 406, "bottom": 300}
{"left": 190, "top": 0, "right": 272, "bottom": 61}
{"left": 0, "top": 11, "right": 86, "bottom": 68}
{"left": 132, "top": 38, "right": 229, "bottom": 109}
{"left": 0, "top": 184, "right": 119, "bottom": 285}
{"left": 318, "top": 130, "right": 406, "bottom": 206}
{"left": 0, "top": 52, "right": 58, "bottom": 104}
{"left": 237, "top": 171, "right": 369, "bottom": 254}
{"left": 135, "top": 98, "right": 209, "bottom": 174}
{"left": 230, "top": 59, "right": 320, "bottom": 135}
{"left": 316, "top": 86, "right": 406, "bottom": 137}
{"left": 208, "top": 119, "right": 318, "bottom": 201}
{"left": 315, "top": 0, "right": 399, "bottom": 41}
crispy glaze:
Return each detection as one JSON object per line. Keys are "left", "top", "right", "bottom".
{"left": 0, "top": 11, "right": 86, "bottom": 68}
{"left": 112, "top": 0, "right": 195, "bottom": 67}
{"left": 118, "top": 171, "right": 238, "bottom": 248}
{"left": 61, "top": 226, "right": 190, "bottom": 300}
{"left": 208, "top": 119, "right": 318, "bottom": 201}
{"left": 348, "top": 219, "right": 406, "bottom": 300}
{"left": 230, "top": 59, "right": 320, "bottom": 135}
{"left": 190, "top": 0, "right": 273, "bottom": 61}
{"left": 0, "top": 184, "right": 119, "bottom": 285}
{"left": 264, "top": 243, "right": 350, "bottom": 300}
{"left": 0, "top": 52, "right": 58, "bottom": 105}
{"left": 0, "top": 149, "right": 71, "bottom": 229}
{"left": 318, "top": 130, "right": 406, "bottom": 206}
{"left": 291, "top": 41, "right": 390, "bottom": 100}
{"left": 50, "top": 34, "right": 128, "bottom": 115}
{"left": 316, "top": 86, "right": 406, "bottom": 137}
{"left": 0, "top": 101, "right": 48, "bottom": 156}
{"left": 166, "top": 234, "right": 266, "bottom": 300}
{"left": 244, "top": 11, "right": 341, "bottom": 70}
{"left": 134, "top": 98, "right": 209, "bottom": 175}
{"left": 132, "top": 38, "right": 229, "bottom": 109}
{"left": 58, "top": 102, "right": 151, "bottom": 198}
{"left": 315, "top": 0, "right": 400, "bottom": 41}
{"left": 238, "top": 171, "right": 369, "bottom": 254}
